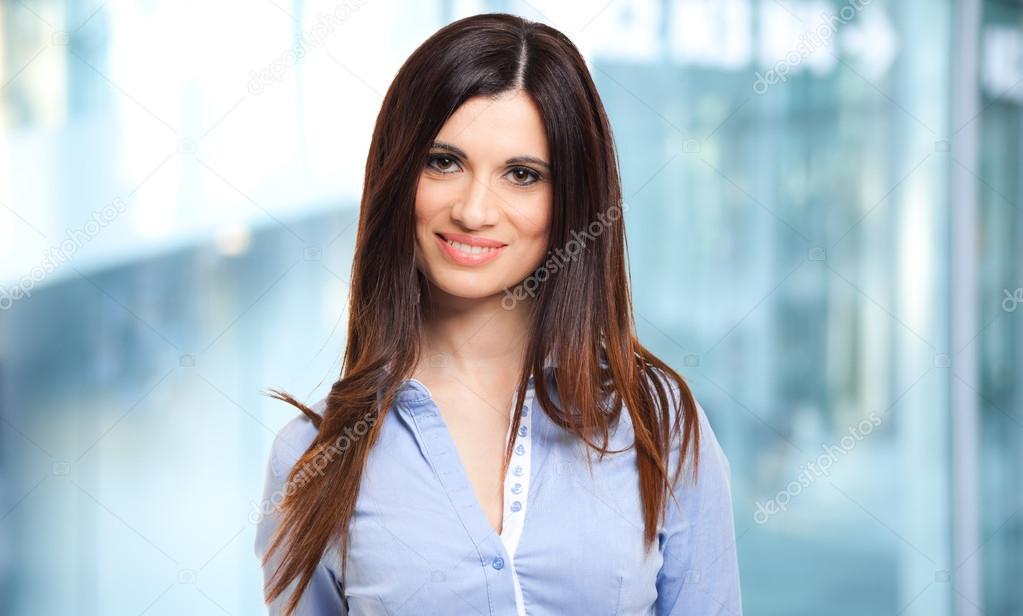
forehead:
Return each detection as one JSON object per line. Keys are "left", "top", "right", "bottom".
{"left": 434, "top": 91, "right": 549, "bottom": 159}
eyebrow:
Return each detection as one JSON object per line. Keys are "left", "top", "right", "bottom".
{"left": 431, "top": 141, "right": 550, "bottom": 171}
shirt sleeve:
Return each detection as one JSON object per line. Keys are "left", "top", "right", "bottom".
{"left": 253, "top": 414, "right": 348, "bottom": 615}
{"left": 654, "top": 394, "right": 743, "bottom": 615}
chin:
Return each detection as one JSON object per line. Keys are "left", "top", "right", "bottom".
{"left": 431, "top": 273, "right": 509, "bottom": 300}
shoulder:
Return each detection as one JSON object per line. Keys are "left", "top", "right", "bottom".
{"left": 692, "top": 398, "right": 730, "bottom": 480}
{"left": 268, "top": 397, "right": 327, "bottom": 479}
{"left": 644, "top": 364, "right": 731, "bottom": 480}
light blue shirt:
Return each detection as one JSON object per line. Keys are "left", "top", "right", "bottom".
{"left": 254, "top": 364, "right": 742, "bottom": 615}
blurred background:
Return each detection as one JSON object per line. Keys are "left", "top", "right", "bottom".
{"left": 0, "top": 0, "right": 1019, "bottom": 614}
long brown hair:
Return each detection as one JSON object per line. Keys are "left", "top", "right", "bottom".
{"left": 261, "top": 12, "right": 701, "bottom": 614}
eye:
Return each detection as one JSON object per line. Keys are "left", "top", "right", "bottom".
{"left": 426, "top": 153, "right": 462, "bottom": 174}
{"left": 506, "top": 166, "right": 542, "bottom": 186}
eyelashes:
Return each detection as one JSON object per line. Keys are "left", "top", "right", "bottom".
{"left": 506, "top": 166, "right": 542, "bottom": 186}
{"left": 425, "top": 153, "right": 459, "bottom": 173}
{"left": 425, "top": 153, "right": 544, "bottom": 187}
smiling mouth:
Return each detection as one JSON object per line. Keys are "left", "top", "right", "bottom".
{"left": 438, "top": 236, "right": 501, "bottom": 255}
{"left": 434, "top": 233, "right": 507, "bottom": 265}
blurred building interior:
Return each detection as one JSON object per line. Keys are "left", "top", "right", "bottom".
{"left": 0, "top": 0, "right": 1020, "bottom": 614}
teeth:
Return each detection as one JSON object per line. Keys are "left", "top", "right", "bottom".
{"left": 447, "top": 240, "right": 497, "bottom": 255}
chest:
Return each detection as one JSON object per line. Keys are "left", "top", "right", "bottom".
{"left": 431, "top": 389, "right": 516, "bottom": 536}
{"left": 341, "top": 403, "right": 662, "bottom": 613}
{"left": 337, "top": 399, "right": 664, "bottom": 615}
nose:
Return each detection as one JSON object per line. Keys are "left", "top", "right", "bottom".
{"left": 450, "top": 176, "right": 500, "bottom": 229}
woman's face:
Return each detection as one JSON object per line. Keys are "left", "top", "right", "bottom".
{"left": 414, "top": 90, "right": 552, "bottom": 303}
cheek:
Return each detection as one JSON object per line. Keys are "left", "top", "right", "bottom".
{"left": 513, "top": 194, "right": 553, "bottom": 258}
{"left": 413, "top": 177, "right": 436, "bottom": 221}
{"left": 414, "top": 178, "right": 449, "bottom": 238}
{"left": 413, "top": 181, "right": 436, "bottom": 271}
{"left": 526, "top": 192, "right": 553, "bottom": 239}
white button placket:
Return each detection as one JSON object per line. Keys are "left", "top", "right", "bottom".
{"left": 499, "top": 380, "right": 535, "bottom": 616}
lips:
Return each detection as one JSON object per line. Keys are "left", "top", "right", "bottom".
{"left": 436, "top": 232, "right": 507, "bottom": 248}
{"left": 434, "top": 232, "right": 507, "bottom": 266}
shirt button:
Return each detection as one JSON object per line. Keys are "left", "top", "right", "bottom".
{"left": 513, "top": 465, "right": 524, "bottom": 476}
{"left": 511, "top": 483, "right": 522, "bottom": 494}
{"left": 518, "top": 426, "right": 528, "bottom": 437}
{"left": 522, "top": 408, "right": 529, "bottom": 417}
{"left": 491, "top": 556, "right": 505, "bottom": 570}
{"left": 514, "top": 444, "right": 525, "bottom": 455}
{"left": 510, "top": 501, "right": 522, "bottom": 512}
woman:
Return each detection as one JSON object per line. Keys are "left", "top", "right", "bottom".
{"left": 254, "top": 12, "right": 742, "bottom": 615}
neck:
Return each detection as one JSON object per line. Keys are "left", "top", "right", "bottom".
{"left": 417, "top": 285, "right": 533, "bottom": 380}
